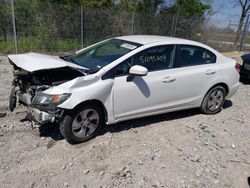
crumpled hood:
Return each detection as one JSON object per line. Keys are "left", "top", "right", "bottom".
{"left": 8, "top": 52, "right": 85, "bottom": 72}
{"left": 43, "top": 74, "right": 99, "bottom": 95}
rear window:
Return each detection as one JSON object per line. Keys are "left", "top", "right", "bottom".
{"left": 179, "top": 45, "right": 216, "bottom": 67}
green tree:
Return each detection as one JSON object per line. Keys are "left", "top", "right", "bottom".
{"left": 80, "top": 0, "right": 115, "bottom": 7}
{"left": 43, "top": 0, "right": 115, "bottom": 7}
{"left": 0, "top": 2, "right": 11, "bottom": 42}
{"left": 174, "top": 0, "right": 210, "bottom": 17}
{"left": 43, "top": 0, "right": 81, "bottom": 6}
{"left": 119, "top": 0, "right": 165, "bottom": 12}
{"left": 165, "top": 0, "right": 210, "bottom": 39}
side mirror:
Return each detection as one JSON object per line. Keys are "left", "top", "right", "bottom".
{"left": 129, "top": 65, "right": 148, "bottom": 76}
{"left": 127, "top": 65, "right": 148, "bottom": 82}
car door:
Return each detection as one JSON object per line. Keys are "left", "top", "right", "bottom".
{"left": 171, "top": 44, "right": 218, "bottom": 108}
{"left": 112, "top": 45, "right": 177, "bottom": 120}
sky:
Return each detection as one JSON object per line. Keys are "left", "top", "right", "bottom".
{"left": 116, "top": 0, "right": 242, "bottom": 29}
{"left": 210, "top": 0, "right": 241, "bottom": 28}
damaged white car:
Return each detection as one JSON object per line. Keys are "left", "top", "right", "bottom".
{"left": 8, "top": 35, "right": 240, "bottom": 143}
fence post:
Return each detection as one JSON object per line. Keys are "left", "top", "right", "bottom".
{"left": 243, "top": 20, "right": 250, "bottom": 51}
{"left": 80, "top": 5, "right": 84, "bottom": 48}
{"left": 170, "top": 15, "right": 175, "bottom": 36}
{"left": 173, "top": 13, "right": 178, "bottom": 37}
{"left": 11, "top": 0, "right": 17, "bottom": 54}
{"left": 239, "top": 14, "right": 249, "bottom": 51}
{"left": 131, "top": 12, "right": 135, "bottom": 34}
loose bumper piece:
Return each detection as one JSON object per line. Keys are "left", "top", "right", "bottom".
{"left": 27, "top": 107, "right": 63, "bottom": 127}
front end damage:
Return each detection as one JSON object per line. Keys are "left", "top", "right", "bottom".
{"left": 27, "top": 106, "right": 64, "bottom": 127}
{"left": 26, "top": 92, "right": 72, "bottom": 126}
{"left": 8, "top": 53, "right": 86, "bottom": 127}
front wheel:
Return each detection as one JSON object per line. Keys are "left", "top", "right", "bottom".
{"left": 9, "top": 86, "right": 17, "bottom": 111}
{"left": 59, "top": 105, "right": 104, "bottom": 144}
{"left": 200, "top": 86, "right": 226, "bottom": 114}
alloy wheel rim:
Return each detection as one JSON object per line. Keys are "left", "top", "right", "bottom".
{"left": 207, "top": 89, "right": 224, "bottom": 111}
{"left": 72, "top": 109, "right": 99, "bottom": 138}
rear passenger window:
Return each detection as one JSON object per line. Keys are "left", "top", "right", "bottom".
{"left": 179, "top": 45, "right": 216, "bottom": 67}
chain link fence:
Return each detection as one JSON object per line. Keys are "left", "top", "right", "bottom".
{"left": 0, "top": 0, "right": 246, "bottom": 54}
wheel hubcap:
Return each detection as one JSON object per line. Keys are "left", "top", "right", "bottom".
{"left": 208, "top": 90, "right": 224, "bottom": 111}
{"left": 72, "top": 109, "right": 99, "bottom": 138}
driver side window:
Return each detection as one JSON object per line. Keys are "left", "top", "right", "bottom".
{"left": 116, "top": 45, "right": 176, "bottom": 76}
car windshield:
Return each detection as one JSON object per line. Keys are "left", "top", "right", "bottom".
{"left": 65, "top": 39, "right": 141, "bottom": 71}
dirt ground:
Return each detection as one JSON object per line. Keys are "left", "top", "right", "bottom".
{"left": 0, "top": 54, "right": 250, "bottom": 188}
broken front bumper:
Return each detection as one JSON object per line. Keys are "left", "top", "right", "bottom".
{"left": 27, "top": 107, "right": 64, "bottom": 127}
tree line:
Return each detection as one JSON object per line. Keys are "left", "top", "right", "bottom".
{"left": 0, "top": 0, "right": 214, "bottom": 52}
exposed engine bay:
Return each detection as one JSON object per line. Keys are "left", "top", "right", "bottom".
{"left": 9, "top": 63, "right": 85, "bottom": 111}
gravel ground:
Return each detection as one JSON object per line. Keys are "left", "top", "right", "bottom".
{"left": 0, "top": 55, "right": 250, "bottom": 188}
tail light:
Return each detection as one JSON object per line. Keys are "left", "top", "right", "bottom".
{"left": 235, "top": 63, "right": 241, "bottom": 72}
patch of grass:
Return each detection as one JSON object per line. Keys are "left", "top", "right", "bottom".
{"left": 0, "top": 40, "right": 15, "bottom": 53}
{"left": 0, "top": 36, "right": 81, "bottom": 54}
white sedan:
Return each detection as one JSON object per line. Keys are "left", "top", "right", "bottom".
{"left": 8, "top": 35, "right": 240, "bottom": 143}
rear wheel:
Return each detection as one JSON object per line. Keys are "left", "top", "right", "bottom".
{"left": 59, "top": 104, "right": 104, "bottom": 144}
{"left": 200, "top": 86, "right": 226, "bottom": 114}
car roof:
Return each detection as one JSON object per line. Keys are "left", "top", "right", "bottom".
{"left": 115, "top": 35, "right": 198, "bottom": 45}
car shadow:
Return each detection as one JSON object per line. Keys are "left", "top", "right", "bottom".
{"left": 240, "top": 78, "right": 250, "bottom": 85}
{"left": 100, "top": 100, "right": 232, "bottom": 135}
{"left": 38, "top": 123, "right": 64, "bottom": 141}
{"left": 26, "top": 100, "right": 233, "bottom": 142}
{"left": 100, "top": 108, "right": 201, "bottom": 135}
{"left": 19, "top": 115, "right": 63, "bottom": 141}
{"left": 223, "top": 99, "right": 233, "bottom": 109}
{"left": 20, "top": 116, "right": 30, "bottom": 122}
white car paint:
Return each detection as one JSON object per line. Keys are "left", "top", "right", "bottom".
{"left": 9, "top": 35, "right": 240, "bottom": 125}
{"left": 8, "top": 52, "right": 86, "bottom": 72}
{"left": 129, "top": 65, "right": 148, "bottom": 76}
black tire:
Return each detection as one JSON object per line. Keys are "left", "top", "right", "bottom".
{"left": 200, "top": 85, "right": 226, "bottom": 114}
{"left": 59, "top": 121, "right": 66, "bottom": 138}
{"left": 59, "top": 104, "right": 104, "bottom": 144}
{"left": 9, "top": 87, "right": 16, "bottom": 111}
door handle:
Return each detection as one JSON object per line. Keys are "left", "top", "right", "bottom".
{"left": 162, "top": 76, "right": 176, "bottom": 83}
{"left": 206, "top": 69, "right": 216, "bottom": 75}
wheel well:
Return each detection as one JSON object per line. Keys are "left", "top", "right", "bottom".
{"left": 72, "top": 100, "right": 108, "bottom": 122}
{"left": 200, "top": 83, "right": 229, "bottom": 111}
{"left": 209, "top": 83, "right": 229, "bottom": 95}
